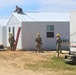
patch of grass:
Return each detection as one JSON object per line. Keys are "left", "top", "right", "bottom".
{"left": 24, "top": 56, "right": 76, "bottom": 71}
{"left": 65, "top": 73, "right": 76, "bottom": 75}
{"left": 25, "top": 64, "right": 39, "bottom": 71}
{"left": 44, "top": 56, "right": 76, "bottom": 70}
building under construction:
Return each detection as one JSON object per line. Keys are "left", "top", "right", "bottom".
{"left": 6, "top": 12, "right": 70, "bottom": 50}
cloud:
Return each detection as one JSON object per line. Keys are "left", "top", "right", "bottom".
{"left": 0, "top": 0, "right": 76, "bottom": 8}
{"left": 0, "top": 0, "right": 76, "bottom": 7}
{"left": 38, "top": 0, "right": 76, "bottom": 5}
{"left": 0, "top": 0, "right": 76, "bottom": 14}
{"left": 35, "top": 0, "right": 76, "bottom": 12}
{"left": 0, "top": 0, "right": 28, "bottom": 8}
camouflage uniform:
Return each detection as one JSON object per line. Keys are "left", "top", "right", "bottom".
{"left": 35, "top": 33, "right": 42, "bottom": 52}
{"left": 9, "top": 33, "right": 14, "bottom": 50}
{"left": 56, "top": 36, "right": 62, "bottom": 53}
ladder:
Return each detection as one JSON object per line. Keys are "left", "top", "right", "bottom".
{"left": 14, "top": 27, "right": 21, "bottom": 50}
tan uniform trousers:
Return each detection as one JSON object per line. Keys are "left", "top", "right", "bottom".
{"left": 35, "top": 42, "right": 41, "bottom": 52}
{"left": 56, "top": 44, "right": 62, "bottom": 53}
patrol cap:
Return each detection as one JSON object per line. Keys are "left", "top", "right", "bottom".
{"left": 56, "top": 34, "right": 60, "bottom": 37}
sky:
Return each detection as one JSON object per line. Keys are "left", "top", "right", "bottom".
{"left": 0, "top": 0, "right": 76, "bottom": 18}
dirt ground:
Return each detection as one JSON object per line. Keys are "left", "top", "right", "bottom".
{"left": 0, "top": 50, "right": 70, "bottom": 75}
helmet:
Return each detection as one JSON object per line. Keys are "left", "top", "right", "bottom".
{"left": 9, "top": 32, "right": 12, "bottom": 36}
{"left": 37, "top": 33, "right": 40, "bottom": 36}
{"left": 56, "top": 34, "right": 60, "bottom": 37}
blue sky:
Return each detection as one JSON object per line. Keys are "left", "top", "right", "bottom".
{"left": 0, "top": 0, "right": 76, "bottom": 18}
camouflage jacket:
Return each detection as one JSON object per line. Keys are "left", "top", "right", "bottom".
{"left": 35, "top": 36, "right": 42, "bottom": 44}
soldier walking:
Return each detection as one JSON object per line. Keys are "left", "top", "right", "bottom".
{"left": 35, "top": 33, "right": 42, "bottom": 52}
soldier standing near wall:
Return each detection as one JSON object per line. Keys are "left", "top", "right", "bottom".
{"left": 35, "top": 33, "right": 42, "bottom": 52}
{"left": 9, "top": 33, "right": 15, "bottom": 51}
{"left": 56, "top": 34, "right": 62, "bottom": 57}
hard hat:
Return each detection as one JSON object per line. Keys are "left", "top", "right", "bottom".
{"left": 37, "top": 33, "right": 40, "bottom": 36}
{"left": 9, "top": 32, "right": 12, "bottom": 36}
{"left": 56, "top": 34, "right": 60, "bottom": 37}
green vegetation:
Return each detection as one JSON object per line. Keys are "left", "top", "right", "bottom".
{"left": 24, "top": 56, "right": 76, "bottom": 75}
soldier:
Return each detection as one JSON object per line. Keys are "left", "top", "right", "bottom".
{"left": 35, "top": 33, "right": 42, "bottom": 52}
{"left": 56, "top": 34, "right": 62, "bottom": 54}
{"left": 14, "top": 5, "right": 23, "bottom": 14}
{"left": 9, "top": 33, "right": 15, "bottom": 51}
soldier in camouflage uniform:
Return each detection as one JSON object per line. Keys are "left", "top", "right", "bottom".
{"left": 56, "top": 34, "right": 62, "bottom": 53}
{"left": 9, "top": 33, "right": 15, "bottom": 50}
{"left": 35, "top": 33, "right": 42, "bottom": 52}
